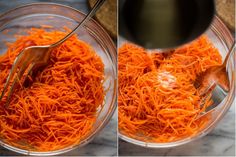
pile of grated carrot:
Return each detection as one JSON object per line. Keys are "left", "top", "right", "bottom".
{"left": 118, "top": 36, "right": 222, "bottom": 142}
{"left": 0, "top": 28, "right": 105, "bottom": 151}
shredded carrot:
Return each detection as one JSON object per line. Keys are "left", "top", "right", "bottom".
{"left": 118, "top": 36, "right": 222, "bottom": 142}
{"left": 0, "top": 28, "right": 105, "bottom": 151}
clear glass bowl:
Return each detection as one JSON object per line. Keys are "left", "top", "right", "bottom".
{"left": 0, "top": 3, "right": 117, "bottom": 155}
{"left": 119, "top": 16, "right": 235, "bottom": 148}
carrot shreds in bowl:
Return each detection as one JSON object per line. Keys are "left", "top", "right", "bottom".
{"left": 118, "top": 36, "right": 222, "bottom": 142}
{"left": 0, "top": 28, "right": 105, "bottom": 151}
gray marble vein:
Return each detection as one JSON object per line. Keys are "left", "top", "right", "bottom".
{"left": 119, "top": 101, "right": 235, "bottom": 156}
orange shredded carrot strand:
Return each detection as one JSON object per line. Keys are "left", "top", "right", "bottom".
{"left": 118, "top": 36, "right": 222, "bottom": 142}
{"left": 0, "top": 28, "right": 105, "bottom": 151}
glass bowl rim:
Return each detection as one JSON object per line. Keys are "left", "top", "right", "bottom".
{"left": 0, "top": 2, "right": 117, "bottom": 156}
{"left": 118, "top": 15, "right": 235, "bottom": 148}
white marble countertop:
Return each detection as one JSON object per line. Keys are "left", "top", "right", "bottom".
{"left": 119, "top": 101, "right": 235, "bottom": 156}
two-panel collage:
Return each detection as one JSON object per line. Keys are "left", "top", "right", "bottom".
{"left": 0, "top": 0, "right": 235, "bottom": 156}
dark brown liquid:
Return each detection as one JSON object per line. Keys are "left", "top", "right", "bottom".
{"left": 119, "top": 0, "right": 214, "bottom": 49}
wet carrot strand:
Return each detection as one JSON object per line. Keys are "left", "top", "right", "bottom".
{"left": 118, "top": 36, "right": 222, "bottom": 142}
